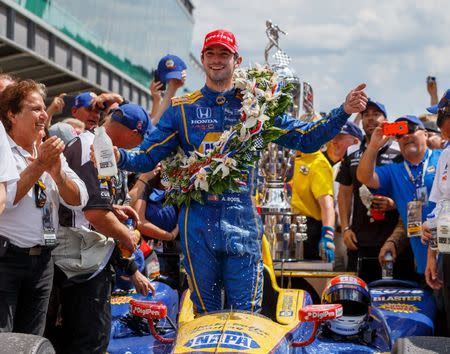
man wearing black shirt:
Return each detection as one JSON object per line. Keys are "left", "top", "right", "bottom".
{"left": 336, "top": 100, "right": 405, "bottom": 282}
{"left": 52, "top": 103, "right": 154, "bottom": 354}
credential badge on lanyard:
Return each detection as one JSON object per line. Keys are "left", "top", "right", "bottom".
{"left": 404, "top": 150, "right": 431, "bottom": 205}
{"left": 404, "top": 150, "right": 431, "bottom": 237}
{"left": 42, "top": 198, "right": 57, "bottom": 246}
{"left": 406, "top": 200, "right": 422, "bottom": 238}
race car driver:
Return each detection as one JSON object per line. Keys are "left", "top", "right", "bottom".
{"left": 117, "top": 29, "right": 368, "bottom": 314}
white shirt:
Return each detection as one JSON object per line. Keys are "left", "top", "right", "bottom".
{"left": 0, "top": 122, "right": 19, "bottom": 184}
{"left": 429, "top": 146, "right": 450, "bottom": 216}
{"left": 0, "top": 134, "right": 88, "bottom": 247}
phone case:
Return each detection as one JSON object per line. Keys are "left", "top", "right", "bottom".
{"left": 382, "top": 121, "right": 408, "bottom": 136}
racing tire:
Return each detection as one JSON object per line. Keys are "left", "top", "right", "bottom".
{"left": 392, "top": 336, "right": 450, "bottom": 353}
{"left": 0, "top": 333, "right": 55, "bottom": 354}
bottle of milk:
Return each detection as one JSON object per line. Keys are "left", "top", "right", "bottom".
{"left": 437, "top": 201, "right": 450, "bottom": 254}
{"left": 93, "top": 126, "right": 118, "bottom": 177}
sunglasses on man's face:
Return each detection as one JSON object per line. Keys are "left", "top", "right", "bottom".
{"left": 34, "top": 179, "right": 47, "bottom": 208}
{"left": 395, "top": 123, "right": 423, "bottom": 139}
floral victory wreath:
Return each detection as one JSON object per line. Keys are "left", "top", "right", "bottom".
{"left": 160, "top": 64, "right": 294, "bottom": 207}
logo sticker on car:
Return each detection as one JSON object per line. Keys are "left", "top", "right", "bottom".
{"left": 184, "top": 330, "right": 260, "bottom": 350}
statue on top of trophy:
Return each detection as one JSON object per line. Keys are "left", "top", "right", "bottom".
{"left": 264, "top": 20, "right": 287, "bottom": 64}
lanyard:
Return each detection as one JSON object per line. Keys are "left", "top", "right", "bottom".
{"left": 403, "top": 150, "right": 431, "bottom": 189}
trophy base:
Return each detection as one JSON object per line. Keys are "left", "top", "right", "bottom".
{"left": 273, "top": 260, "right": 333, "bottom": 272}
{"left": 259, "top": 206, "right": 292, "bottom": 214}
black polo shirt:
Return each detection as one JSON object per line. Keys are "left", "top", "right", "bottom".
{"left": 336, "top": 138, "right": 403, "bottom": 248}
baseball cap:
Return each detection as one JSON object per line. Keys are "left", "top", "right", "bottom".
{"left": 48, "top": 122, "right": 77, "bottom": 144}
{"left": 427, "top": 89, "right": 450, "bottom": 113}
{"left": 423, "top": 120, "right": 440, "bottom": 134}
{"left": 73, "top": 92, "right": 97, "bottom": 109}
{"left": 338, "top": 121, "right": 363, "bottom": 141}
{"left": 395, "top": 115, "right": 425, "bottom": 129}
{"left": 157, "top": 54, "right": 187, "bottom": 83}
{"left": 363, "top": 99, "right": 387, "bottom": 118}
{"left": 202, "top": 29, "right": 238, "bottom": 54}
{"left": 111, "top": 103, "right": 149, "bottom": 136}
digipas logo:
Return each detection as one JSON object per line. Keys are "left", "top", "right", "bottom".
{"left": 306, "top": 310, "right": 336, "bottom": 321}
{"left": 131, "top": 306, "right": 161, "bottom": 318}
{"left": 185, "top": 330, "right": 260, "bottom": 350}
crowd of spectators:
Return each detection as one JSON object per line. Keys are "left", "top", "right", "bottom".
{"left": 0, "top": 54, "right": 187, "bottom": 352}
{"left": 292, "top": 78, "right": 450, "bottom": 336}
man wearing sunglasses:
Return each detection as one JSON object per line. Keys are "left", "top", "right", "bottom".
{"left": 0, "top": 80, "right": 88, "bottom": 336}
{"left": 357, "top": 115, "right": 441, "bottom": 283}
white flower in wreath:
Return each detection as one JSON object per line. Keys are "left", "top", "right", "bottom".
{"left": 212, "top": 156, "right": 239, "bottom": 177}
{"left": 217, "top": 130, "right": 233, "bottom": 148}
{"left": 244, "top": 104, "right": 270, "bottom": 128}
{"left": 242, "top": 91, "right": 256, "bottom": 104}
{"left": 239, "top": 125, "right": 251, "bottom": 142}
{"left": 242, "top": 90, "right": 255, "bottom": 99}
{"left": 194, "top": 168, "right": 209, "bottom": 192}
{"left": 182, "top": 151, "right": 201, "bottom": 168}
{"left": 254, "top": 87, "right": 265, "bottom": 98}
{"left": 234, "top": 77, "right": 247, "bottom": 90}
{"left": 244, "top": 113, "right": 270, "bottom": 130}
{"left": 243, "top": 100, "right": 262, "bottom": 119}
{"left": 245, "top": 78, "right": 257, "bottom": 92}
{"left": 264, "top": 89, "right": 281, "bottom": 102}
{"left": 233, "top": 68, "right": 247, "bottom": 80}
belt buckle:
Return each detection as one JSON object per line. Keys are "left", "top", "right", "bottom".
{"left": 29, "top": 247, "right": 42, "bottom": 256}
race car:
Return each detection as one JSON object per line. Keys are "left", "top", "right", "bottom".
{"left": 107, "top": 239, "right": 437, "bottom": 353}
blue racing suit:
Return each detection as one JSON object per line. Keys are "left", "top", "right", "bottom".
{"left": 118, "top": 85, "right": 350, "bottom": 314}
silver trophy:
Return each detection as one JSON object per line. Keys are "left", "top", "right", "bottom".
{"left": 259, "top": 22, "right": 306, "bottom": 261}
{"left": 259, "top": 143, "right": 307, "bottom": 261}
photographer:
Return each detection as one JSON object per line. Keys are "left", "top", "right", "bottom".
{"left": 357, "top": 115, "right": 441, "bottom": 283}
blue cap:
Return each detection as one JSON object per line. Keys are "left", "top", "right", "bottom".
{"left": 111, "top": 103, "right": 149, "bottom": 136}
{"left": 339, "top": 121, "right": 363, "bottom": 141}
{"left": 427, "top": 89, "right": 450, "bottom": 113}
{"left": 157, "top": 54, "right": 187, "bottom": 83}
{"left": 73, "top": 92, "right": 96, "bottom": 109}
{"left": 363, "top": 98, "right": 387, "bottom": 118}
{"left": 395, "top": 115, "right": 425, "bottom": 129}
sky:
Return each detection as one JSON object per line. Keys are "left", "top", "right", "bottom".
{"left": 190, "top": 0, "right": 450, "bottom": 119}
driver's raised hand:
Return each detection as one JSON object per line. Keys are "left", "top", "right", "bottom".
{"left": 343, "top": 83, "right": 368, "bottom": 114}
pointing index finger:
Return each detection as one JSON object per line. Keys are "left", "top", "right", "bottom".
{"left": 353, "top": 83, "right": 367, "bottom": 92}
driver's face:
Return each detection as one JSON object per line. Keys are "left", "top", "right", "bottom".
{"left": 201, "top": 45, "right": 239, "bottom": 84}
